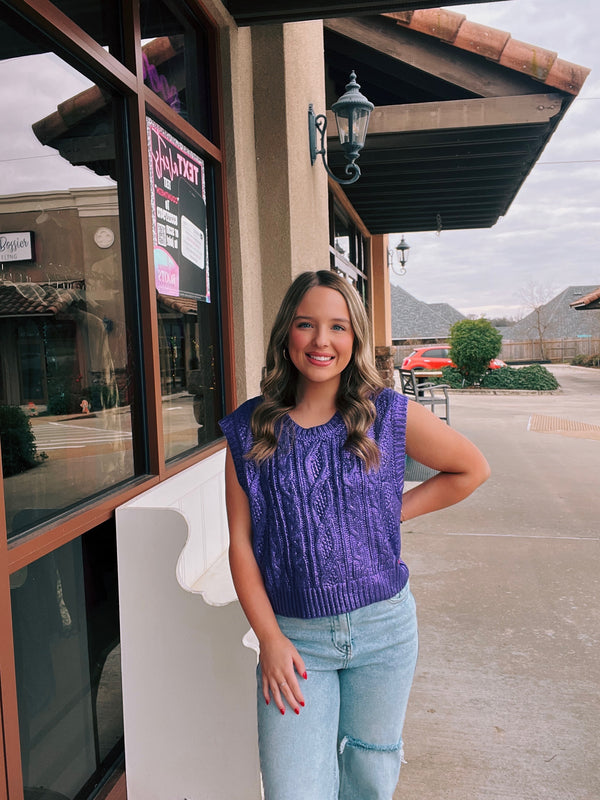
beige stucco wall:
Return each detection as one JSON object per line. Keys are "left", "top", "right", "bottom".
{"left": 216, "top": 10, "right": 330, "bottom": 402}
{"left": 252, "top": 21, "right": 330, "bottom": 349}
{"left": 213, "top": 6, "right": 265, "bottom": 403}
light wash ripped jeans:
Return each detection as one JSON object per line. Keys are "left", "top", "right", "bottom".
{"left": 257, "top": 583, "right": 418, "bottom": 800}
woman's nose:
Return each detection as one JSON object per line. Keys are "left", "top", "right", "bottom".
{"left": 312, "top": 326, "right": 330, "bottom": 347}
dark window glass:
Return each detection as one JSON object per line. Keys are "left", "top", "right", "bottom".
{"left": 331, "top": 207, "right": 368, "bottom": 305}
{"left": 49, "top": 0, "right": 124, "bottom": 63}
{"left": 11, "top": 520, "right": 123, "bottom": 798}
{"left": 147, "top": 119, "right": 223, "bottom": 459}
{"left": 140, "top": 0, "right": 212, "bottom": 138}
{"left": 0, "top": 13, "right": 140, "bottom": 538}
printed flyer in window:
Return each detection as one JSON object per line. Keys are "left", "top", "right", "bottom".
{"left": 147, "top": 119, "right": 210, "bottom": 303}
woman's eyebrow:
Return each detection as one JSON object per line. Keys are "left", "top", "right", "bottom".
{"left": 293, "top": 315, "right": 351, "bottom": 323}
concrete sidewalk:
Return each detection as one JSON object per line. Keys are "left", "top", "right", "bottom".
{"left": 395, "top": 365, "right": 599, "bottom": 800}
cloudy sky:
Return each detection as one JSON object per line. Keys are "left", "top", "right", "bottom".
{"left": 388, "top": 0, "right": 600, "bottom": 319}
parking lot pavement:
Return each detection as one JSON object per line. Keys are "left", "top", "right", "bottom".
{"left": 395, "top": 365, "right": 600, "bottom": 800}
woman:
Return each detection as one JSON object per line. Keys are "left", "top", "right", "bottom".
{"left": 220, "top": 270, "right": 489, "bottom": 799}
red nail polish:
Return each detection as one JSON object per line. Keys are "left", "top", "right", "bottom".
{"left": 294, "top": 708, "right": 300, "bottom": 715}
{"left": 265, "top": 698, "right": 270, "bottom": 705}
{"left": 300, "top": 701, "right": 305, "bottom": 707}
{"left": 280, "top": 708, "right": 285, "bottom": 716}
{"left": 303, "top": 672, "right": 308, "bottom": 680}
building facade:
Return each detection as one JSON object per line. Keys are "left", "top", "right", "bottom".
{"left": 0, "top": 1, "right": 588, "bottom": 798}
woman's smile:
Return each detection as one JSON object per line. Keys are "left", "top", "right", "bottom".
{"left": 305, "top": 352, "right": 335, "bottom": 366}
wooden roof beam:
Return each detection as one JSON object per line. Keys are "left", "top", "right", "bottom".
{"left": 324, "top": 17, "right": 542, "bottom": 97}
{"left": 327, "top": 94, "right": 564, "bottom": 137}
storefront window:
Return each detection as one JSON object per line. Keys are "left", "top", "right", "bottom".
{"left": 50, "top": 0, "right": 124, "bottom": 63}
{"left": 147, "top": 119, "right": 222, "bottom": 460}
{"left": 140, "top": 0, "right": 212, "bottom": 138}
{"left": 11, "top": 521, "right": 123, "bottom": 798}
{"left": 331, "top": 205, "right": 368, "bottom": 304}
{"left": 0, "top": 16, "right": 137, "bottom": 537}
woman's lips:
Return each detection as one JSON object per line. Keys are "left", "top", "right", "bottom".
{"left": 306, "top": 353, "right": 334, "bottom": 366}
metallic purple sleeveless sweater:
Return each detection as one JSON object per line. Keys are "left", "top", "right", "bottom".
{"left": 219, "top": 387, "right": 409, "bottom": 619}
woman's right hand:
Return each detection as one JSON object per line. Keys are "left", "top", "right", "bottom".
{"left": 259, "top": 630, "right": 307, "bottom": 716}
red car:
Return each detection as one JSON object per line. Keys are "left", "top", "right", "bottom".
{"left": 401, "top": 346, "right": 506, "bottom": 371}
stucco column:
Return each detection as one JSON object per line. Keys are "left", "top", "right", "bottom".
{"left": 251, "top": 21, "right": 330, "bottom": 347}
{"left": 371, "top": 234, "right": 395, "bottom": 387}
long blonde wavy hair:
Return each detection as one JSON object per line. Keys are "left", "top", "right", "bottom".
{"left": 247, "top": 270, "right": 385, "bottom": 470}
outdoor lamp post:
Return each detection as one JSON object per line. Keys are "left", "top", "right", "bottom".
{"left": 308, "top": 70, "right": 374, "bottom": 186}
{"left": 388, "top": 235, "right": 410, "bottom": 276}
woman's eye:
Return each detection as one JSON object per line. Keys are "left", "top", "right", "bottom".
{"left": 333, "top": 324, "right": 345, "bottom": 331}
{"left": 297, "top": 321, "right": 312, "bottom": 328}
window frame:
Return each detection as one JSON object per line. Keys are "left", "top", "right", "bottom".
{"left": 0, "top": 2, "right": 234, "bottom": 797}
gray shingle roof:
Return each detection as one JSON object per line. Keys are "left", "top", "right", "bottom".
{"left": 504, "top": 286, "right": 600, "bottom": 341}
{"left": 391, "top": 285, "right": 452, "bottom": 340}
{"left": 428, "top": 302, "right": 465, "bottom": 327}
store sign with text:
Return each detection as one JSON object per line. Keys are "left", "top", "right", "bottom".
{"left": 0, "top": 231, "right": 34, "bottom": 263}
{"left": 147, "top": 119, "right": 210, "bottom": 303}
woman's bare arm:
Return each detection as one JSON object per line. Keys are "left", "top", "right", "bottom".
{"left": 225, "top": 447, "right": 306, "bottom": 714}
{"left": 401, "top": 400, "right": 490, "bottom": 523}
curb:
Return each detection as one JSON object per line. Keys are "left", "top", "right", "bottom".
{"left": 447, "top": 389, "right": 562, "bottom": 395}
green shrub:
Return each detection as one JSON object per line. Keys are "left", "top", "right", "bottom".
{"left": 571, "top": 353, "right": 600, "bottom": 368}
{"left": 441, "top": 364, "right": 559, "bottom": 390}
{"left": 449, "top": 318, "right": 502, "bottom": 385}
{"left": 440, "top": 366, "right": 467, "bottom": 388}
{"left": 482, "top": 364, "right": 558, "bottom": 390}
{"left": 0, "top": 406, "right": 47, "bottom": 477}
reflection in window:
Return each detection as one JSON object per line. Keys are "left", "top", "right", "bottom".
{"left": 140, "top": 0, "right": 212, "bottom": 138}
{"left": 11, "top": 521, "right": 123, "bottom": 798}
{"left": 49, "top": 0, "right": 124, "bottom": 63}
{"left": 0, "top": 19, "right": 136, "bottom": 537}
{"left": 158, "top": 294, "right": 220, "bottom": 460}
{"left": 330, "top": 205, "right": 368, "bottom": 305}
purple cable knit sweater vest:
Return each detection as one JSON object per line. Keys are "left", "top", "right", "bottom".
{"left": 219, "top": 387, "right": 409, "bottom": 619}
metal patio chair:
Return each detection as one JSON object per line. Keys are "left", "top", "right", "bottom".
{"left": 398, "top": 368, "right": 450, "bottom": 425}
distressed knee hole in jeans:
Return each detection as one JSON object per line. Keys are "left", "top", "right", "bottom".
{"left": 339, "top": 735, "right": 406, "bottom": 764}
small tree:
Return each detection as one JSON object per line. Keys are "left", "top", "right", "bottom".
{"left": 519, "top": 282, "right": 555, "bottom": 361}
{"left": 449, "top": 318, "right": 503, "bottom": 384}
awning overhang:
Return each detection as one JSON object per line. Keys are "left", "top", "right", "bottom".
{"left": 570, "top": 288, "right": 600, "bottom": 311}
{"left": 327, "top": 93, "right": 566, "bottom": 233}
{"left": 222, "top": 1, "right": 507, "bottom": 27}
{"left": 322, "top": 13, "right": 588, "bottom": 235}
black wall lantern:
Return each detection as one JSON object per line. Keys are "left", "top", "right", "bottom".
{"left": 388, "top": 236, "right": 410, "bottom": 276}
{"left": 308, "top": 71, "right": 374, "bottom": 186}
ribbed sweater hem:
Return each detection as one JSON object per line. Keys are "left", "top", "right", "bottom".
{"left": 268, "top": 562, "right": 410, "bottom": 619}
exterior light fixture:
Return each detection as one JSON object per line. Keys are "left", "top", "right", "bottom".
{"left": 308, "top": 71, "right": 374, "bottom": 186}
{"left": 388, "top": 235, "right": 410, "bottom": 276}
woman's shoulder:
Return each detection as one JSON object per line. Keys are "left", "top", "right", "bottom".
{"left": 373, "top": 387, "right": 407, "bottom": 415}
{"left": 219, "top": 395, "right": 263, "bottom": 434}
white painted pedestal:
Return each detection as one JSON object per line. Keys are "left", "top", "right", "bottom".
{"left": 116, "top": 448, "right": 261, "bottom": 799}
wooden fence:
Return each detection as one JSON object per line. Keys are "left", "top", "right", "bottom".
{"left": 393, "top": 338, "right": 600, "bottom": 366}
{"left": 499, "top": 338, "right": 600, "bottom": 363}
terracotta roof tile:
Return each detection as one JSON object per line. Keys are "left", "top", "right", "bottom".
{"left": 384, "top": 8, "right": 590, "bottom": 95}
{"left": 0, "top": 282, "right": 83, "bottom": 317}
{"left": 157, "top": 292, "right": 198, "bottom": 315}
{"left": 570, "top": 287, "right": 600, "bottom": 309}
{"left": 397, "top": 8, "right": 465, "bottom": 42}
{"left": 453, "top": 20, "right": 510, "bottom": 61}
{"left": 500, "top": 38, "right": 557, "bottom": 82}
{"left": 546, "top": 58, "right": 591, "bottom": 95}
